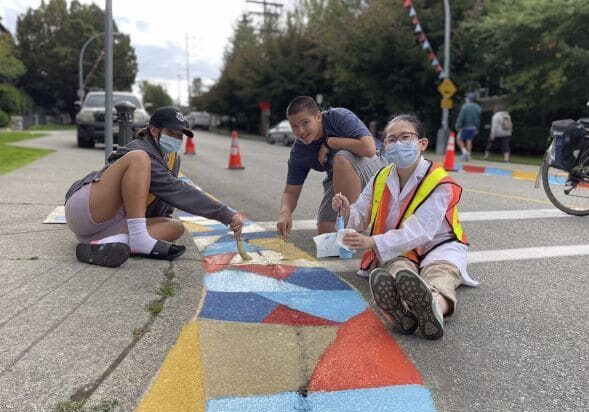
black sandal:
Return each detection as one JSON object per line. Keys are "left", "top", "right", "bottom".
{"left": 76, "top": 242, "right": 131, "bottom": 268}
{"left": 131, "top": 240, "right": 186, "bottom": 261}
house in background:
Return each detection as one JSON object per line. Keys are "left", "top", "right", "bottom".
{"left": 0, "top": 16, "right": 11, "bottom": 37}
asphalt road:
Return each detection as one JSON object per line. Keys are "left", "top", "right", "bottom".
{"left": 180, "top": 130, "right": 588, "bottom": 412}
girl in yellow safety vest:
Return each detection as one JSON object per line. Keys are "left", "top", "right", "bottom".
{"left": 332, "top": 114, "right": 478, "bottom": 340}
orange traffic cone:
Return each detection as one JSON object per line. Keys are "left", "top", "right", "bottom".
{"left": 228, "top": 130, "right": 245, "bottom": 169}
{"left": 184, "top": 136, "right": 196, "bottom": 155}
{"left": 443, "top": 131, "right": 457, "bottom": 171}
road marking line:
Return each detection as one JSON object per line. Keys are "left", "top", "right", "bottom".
{"left": 464, "top": 188, "right": 553, "bottom": 205}
{"left": 466, "top": 244, "right": 589, "bottom": 263}
{"left": 317, "top": 244, "right": 589, "bottom": 272}
{"left": 460, "top": 208, "right": 569, "bottom": 221}
{"left": 254, "top": 208, "right": 570, "bottom": 232}
{"left": 134, "top": 320, "right": 205, "bottom": 412}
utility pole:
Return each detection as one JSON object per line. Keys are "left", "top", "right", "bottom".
{"left": 104, "top": 0, "right": 113, "bottom": 162}
{"left": 246, "top": 0, "right": 283, "bottom": 35}
{"left": 177, "top": 64, "right": 183, "bottom": 106}
{"left": 435, "top": 0, "right": 454, "bottom": 154}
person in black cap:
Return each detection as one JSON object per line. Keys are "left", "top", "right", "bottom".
{"left": 64, "top": 106, "right": 244, "bottom": 267}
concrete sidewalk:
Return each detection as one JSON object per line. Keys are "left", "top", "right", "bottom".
{"left": 0, "top": 132, "right": 204, "bottom": 411}
{"left": 0, "top": 131, "right": 541, "bottom": 412}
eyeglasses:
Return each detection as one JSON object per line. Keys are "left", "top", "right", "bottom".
{"left": 383, "top": 131, "right": 420, "bottom": 144}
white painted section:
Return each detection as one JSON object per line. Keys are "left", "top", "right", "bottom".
{"left": 256, "top": 219, "right": 317, "bottom": 231}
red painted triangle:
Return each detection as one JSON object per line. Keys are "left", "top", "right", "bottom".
{"left": 204, "top": 253, "right": 235, "bottom": 272}
{"left": 404, "top": 0, "right": 412, "bottom": 9}
{"left": 262, "top": 304, "right": 341, "bottom": 326}
{"left": 418, "top": 32, "right": 426, "bottom": 42}
{"left": 308, "top": 310, "right": 422, "bottom": 392}
{"left": 412, "top": 16, "right": 419, "bottom": 25}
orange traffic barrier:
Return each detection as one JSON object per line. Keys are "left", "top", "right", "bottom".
{"left": 228, "top": 130, "right": 245, "bottom": 169}
{"left": 184, "top": 136, "right": 196, "bottom": 155}
{"left": 443, "top": 131, "right": 457, "bottom": 171}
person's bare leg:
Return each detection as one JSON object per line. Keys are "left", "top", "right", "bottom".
{"left": 456, "top": 138, "right": 467, "bottom": 155}
{"left": 89, "top": 150, "right": 162, "bottom": 254}
{"left": 332, "top": 155, "right": 362, "bottom": 203}
{"left": 147, "top": 217, "right": 186, "bottom": 242}
{"left": 466, "top": 140, "right": 473, "bottom": 156}
{"left": 89, "top": 150, "right": 151, "bottom": 222}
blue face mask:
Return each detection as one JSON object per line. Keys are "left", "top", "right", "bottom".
{"left": 384, "top": 140, "right": 420, "bottom": 168}
{"left": 159, "top": 134, "right": 183, "bottom": 153}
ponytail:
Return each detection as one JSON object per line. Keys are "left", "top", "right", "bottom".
{"left": 136, "top": 126, "right": 150, "bottom": 138}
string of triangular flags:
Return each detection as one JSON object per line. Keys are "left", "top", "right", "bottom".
{"left": 404, "top": 0, "right": 444, "bottom": 78}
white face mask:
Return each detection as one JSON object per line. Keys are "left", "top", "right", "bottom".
{"left": 159, "top": 134, "right": 183, "bottom": 153}
{"left": 384, "top": 140, "right": 420, "bottom": 168}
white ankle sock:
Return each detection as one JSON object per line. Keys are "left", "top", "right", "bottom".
{"left": 127, "top": 218, "right": 157, "bottom": 254}
{"left": 90, "top": 234, "right": 129, "bottom": 245}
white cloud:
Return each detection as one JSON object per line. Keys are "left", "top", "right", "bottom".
{"left": 1, "top": 0, "right": 294, "bottom": 105}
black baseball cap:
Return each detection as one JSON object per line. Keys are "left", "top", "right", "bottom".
{"left": 149, "top": 106, "right": 194, "bottom": 138}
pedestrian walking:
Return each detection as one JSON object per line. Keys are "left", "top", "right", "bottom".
{"left": 455, "top": 93, "right": 482, "bottom": 162}
{"left": 332, "top": 114, "right": 478, "bottom": 340}
{"left": 484, "top": 105, "right": 512, "bottom": 162}
{"left": 276, "top": 96, "right": 387, "bottom": 237}
{"left": 64, "top": 106, "right": 244, "bottom": 267}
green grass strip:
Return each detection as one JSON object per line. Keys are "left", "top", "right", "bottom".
{"left": 0, "top": 131, "right": 52, "bottom": 175}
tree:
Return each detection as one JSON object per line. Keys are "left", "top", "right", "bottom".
{"left": 0, "top": 32, "right": 32, "bottom": 120}
{"left": 195, "top": 14, "right": 261, "bottom": 131}
{"left": 467, "top": 0, "right": 589, "bottom": 122}
{"left": 16, "top": 0, "right": 137, "bottom": 121}
{"left": 138, "top": 80, "right": 173, "bottom": 112}
{"left": 0, "top": 35, "right": 26, "bottom": 83}
{"left": 191, "top": 77, "right": 204, "bottom": 98}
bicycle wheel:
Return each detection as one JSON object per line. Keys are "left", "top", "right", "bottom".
{"left": 541, "top": 160, "right": 589, "bottom": 215}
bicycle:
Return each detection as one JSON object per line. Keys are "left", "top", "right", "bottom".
{"left": 536, "top": 107, "right": 589, "bottom": 216}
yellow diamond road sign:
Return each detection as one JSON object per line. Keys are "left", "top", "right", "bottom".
{"left": 438, "top": 78, "right": 457, "bottom": 98}
{"left": 440, "top": 97, "right": 453, "bottom": 109}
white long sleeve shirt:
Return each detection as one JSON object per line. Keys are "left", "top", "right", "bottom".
{"left": 348, "top": 157, "right": 479, "bottom": 287}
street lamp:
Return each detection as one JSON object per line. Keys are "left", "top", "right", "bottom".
{"left": 77, "top": 31, "right": 121, "bottom": 101}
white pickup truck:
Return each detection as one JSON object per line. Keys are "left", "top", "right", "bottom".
{"left": 185, "top": 111, "right": 211, "bottom": 130}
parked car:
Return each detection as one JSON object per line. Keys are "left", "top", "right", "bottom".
{"left": 185, "top": 111, "right": 211, "bottom": 130}
{"left": 267, "top": 119, "right": 295, "bottom": 146}
{"left": 75, "top": 91, "right": 150, "bottom": 148}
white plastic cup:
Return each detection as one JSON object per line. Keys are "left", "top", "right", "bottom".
{"left": 335, "top": 228, "right": 356, "bottom": 255}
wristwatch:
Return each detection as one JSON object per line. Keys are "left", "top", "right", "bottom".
{"left": 323, "top": 136, "right": 333, "bottom": 150}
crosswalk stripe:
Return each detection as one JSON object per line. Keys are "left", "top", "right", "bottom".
{"left": 316, "top": 244, "right": 589, "bottom": 273}
{"left": 254, "top": 208, "right": 570, "bottom": 232}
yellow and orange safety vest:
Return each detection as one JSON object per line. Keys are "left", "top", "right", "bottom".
{"left": 361, "top": 161, "right": 468, "bottom": 269}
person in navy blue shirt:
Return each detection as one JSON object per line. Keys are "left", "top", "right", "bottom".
{"left": 276, "top": 96, "right": 387, "bottom": 236}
